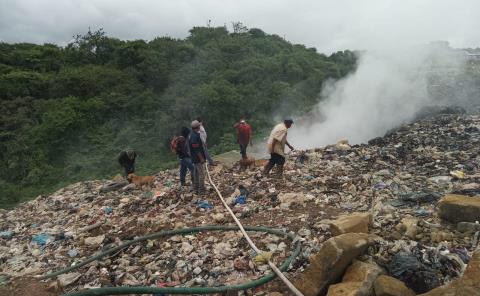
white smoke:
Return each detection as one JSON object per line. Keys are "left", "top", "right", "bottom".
{"left": 290, "top": 42, "right": 474, "bottom": 149}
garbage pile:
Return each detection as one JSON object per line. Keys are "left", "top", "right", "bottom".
{"left": 1, "top": 110, "right": 480, "bottom": 295}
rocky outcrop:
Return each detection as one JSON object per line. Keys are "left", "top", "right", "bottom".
{"left": 326, "top": 260, "right": 383, "bottom": 296}
{"left": 438, "top": 194, "right": 480, "bottom": 223}
{"left": 329, "top": 212, "right": 372, "bottom": 236}
{"left": 374, "top": 275, "right": 415, "bottom": 296}
{"left": 294, "top": 233, "right": 376, "bottom": 296}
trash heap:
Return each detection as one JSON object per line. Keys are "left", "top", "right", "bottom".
{"left": 1, "top": 109, "right": 480, "bottom": 295}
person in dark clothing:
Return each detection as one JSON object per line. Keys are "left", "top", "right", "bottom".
{"left": 189, "top": 120, "right": 206, "bottom": 195}
{"left": 118, "top": 149, "right": 137, "bottom": 178}
{"left": 176, "top": 127, "right": 194, "bottom": 187}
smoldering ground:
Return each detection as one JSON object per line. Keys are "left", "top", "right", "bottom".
{"left": 289, "top": 43, "right": 480, "bottom": 149}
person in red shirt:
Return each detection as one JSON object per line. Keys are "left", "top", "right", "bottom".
{"left": 234, "top": 118, "right": 252, "bottom": 159}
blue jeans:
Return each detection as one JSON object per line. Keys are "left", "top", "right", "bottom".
{"left": 179, "top": 158, "right": 194, "bottom": 185}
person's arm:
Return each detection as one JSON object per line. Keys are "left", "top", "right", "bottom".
{"left": 286, "top": 141, "right": 295, "bottom": 151}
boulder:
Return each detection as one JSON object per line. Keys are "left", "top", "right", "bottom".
{"left": 395, "top": 217, "right": 418, "bottom": 239}
{"left": 374, "top": 275, "right": 415, "bottom": 296}
{"left": 438, "top": 194, "right": 480, "bottom": 223}
{"left": 326, "top": 282, "right": 362, "bottom": 296}
{"left": 418, "top": 249, "right": 480, "bottom": 296}
{"left": 326, "top": 260, "right": 383, "bottom": 296}
{"left": 329, "top": 212, "right": 372, "bottom": 236}
{"left": 294, "top": 233, "right": 376, "bottom": 296}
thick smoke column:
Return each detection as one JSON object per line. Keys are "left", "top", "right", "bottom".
{"left": 290, "top": 43, "right": 475, "bottom": 149}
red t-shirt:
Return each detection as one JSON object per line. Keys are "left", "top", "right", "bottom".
{"left": 235, "top": 123, "right": 252, "bottom": 145}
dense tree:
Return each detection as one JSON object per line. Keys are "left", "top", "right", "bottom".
{"left": 0, "top": 27, "right": 357, "bottom": 208}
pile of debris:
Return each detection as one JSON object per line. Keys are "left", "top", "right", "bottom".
{"left": 1, "top": 110, "right": 480, "bottom": 296}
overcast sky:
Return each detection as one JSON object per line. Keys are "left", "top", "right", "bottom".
{"left": 1, "top": 0, "right": 479, "bottom": 54}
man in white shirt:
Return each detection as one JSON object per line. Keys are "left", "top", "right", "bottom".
{"left": 264, "top": 119, "right": 295, "bottom": 177}
{"left": 197, "top": 117, "right": 216, "bottom": 166}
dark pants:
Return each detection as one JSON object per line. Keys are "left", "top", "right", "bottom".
{"left": 264, "top": 153, "right": 285, "bottom": 176}
{"left": 123, "top": 165, "right": 135, "bottom": 178}
{"left": 239, "top": 144, "right": 248, "bottom": 159}
{"left": 179, "top": 158, "right": 194, "bottom": 185}
{"left": 193, "top": 163, "right": 206, "bottom": 195}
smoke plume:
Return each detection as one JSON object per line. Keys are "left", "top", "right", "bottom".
{"left": 289, "top": 42, "right": 478, "bottom": 149}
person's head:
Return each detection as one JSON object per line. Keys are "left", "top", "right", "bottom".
{"left": 191, "top": 120, "right": 201, "bottom": 131}
{"left": 240, "top": 117, "right": 246, "bottom": 124}
{"left": 181, "top": 126, "right": 190, "bottom": 138}
{"left": 284, "top": 118, "right": 294, "bottom": 129}
{"left": 196, "top": 117, "right": 203, "bottom": 124}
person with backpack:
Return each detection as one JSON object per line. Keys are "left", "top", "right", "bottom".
{"left": 117, "top": 149, "right": 137, "bottom": 178}
{"left": 172, "top": 127, "right": 194, "bottom": 187}
{"left": 234, "top": 118, "right": 252, "bottom": 159}
{"left": 189, "top": 120, "right": 207, "bottom": 195}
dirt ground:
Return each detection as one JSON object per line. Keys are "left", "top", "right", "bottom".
{"left": 0, "top": 277, "right": 59, "bottom": 296}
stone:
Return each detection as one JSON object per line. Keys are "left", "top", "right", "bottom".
{"left": 430, "top": 231, "right": 454, "bottom": 243}
{"left": 340, "top": 260, "right": 384, "bottom": 295}
{"left": 84, "top": 235, "right": 105, "bottom": 247}
{"left": 395, "top": 217, "right": 418, "bottom": 239}
{"left": 438, "top": 194, "right": 480, "bottom": 223}
{"left": 294, "top": 233, "right": 376, "bottom": 296}
{"left": 418, "top": 249, "right": 480, "bottom": 296}
{"left": 326, "top": 282, "right": 362, "bottom": 296}
{"left": 374, "top": 275, "right": 415, "bottom": 296}
{"left": 329, "top": 212, "right": 372, "bottom": 236}
{"left": 57, "top": 272, "right": 82, "bottom": 287}
{"left": 457, "top": 222, "right": 480, "bottom": 233}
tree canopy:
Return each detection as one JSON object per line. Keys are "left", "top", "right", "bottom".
{"left": 0, "top": 27, "right": 357, "bottom": 207}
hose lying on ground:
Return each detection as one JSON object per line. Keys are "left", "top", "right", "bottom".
{"left": 39, "top": 225, "right": 301, "bottom": 296}
{"left": 205, "top": 163, "right": 305, "bottom": 296}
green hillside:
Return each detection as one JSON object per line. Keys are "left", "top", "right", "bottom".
{"left": 0, "top": 27, "right": 357, "bottom": 207}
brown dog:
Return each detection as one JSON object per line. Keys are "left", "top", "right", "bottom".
{"left": 127, "top": 173, "right": 155, "bottom": 189}
{"left": 239, "top": 156, "right": 256, "bottom": 170}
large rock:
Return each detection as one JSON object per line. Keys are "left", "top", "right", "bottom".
{"left": 326, "top": 282, "right": 362, "bottom": 296}
{"left": 329, "top": 212, "right": 372, "bottom": 236}
{"left": 327, "top": 260, "right": 383, "bottom": 296}
{"left": 438, "top": 194, "right": 480, "bottom": 223}
{"left": 294, "top": 233, "right": 376, "bottom": 296}
{"left": 418, "top": 249, "right": 480, "bottom": 296}
{"left": 374, "top": 275, "right": 415, "bottom": 296}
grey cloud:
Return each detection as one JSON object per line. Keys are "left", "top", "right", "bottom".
{"left": 0, "top": 0, "right": 479, "bottom": 53}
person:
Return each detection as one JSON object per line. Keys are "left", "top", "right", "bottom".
{"left": 234, "top": 118, "right": 252, "bottom": 159}
{"left": 175, "top": 127, "right": 194, "bottom": 187}
{"left": 118, "top": 149, "right": 137, "bottom": 178}
{"left": 264, "top": 119, "right": 295, "bottom": 177}
{"left": 189, "top": 120, "right": 207, "bottom": 195}
{"left": 196, "top": 117, "right": 216, "bottom": 166}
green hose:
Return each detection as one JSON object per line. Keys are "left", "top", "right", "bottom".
{"left": 41, "top": 225, "right": 301, "bottom": 296}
